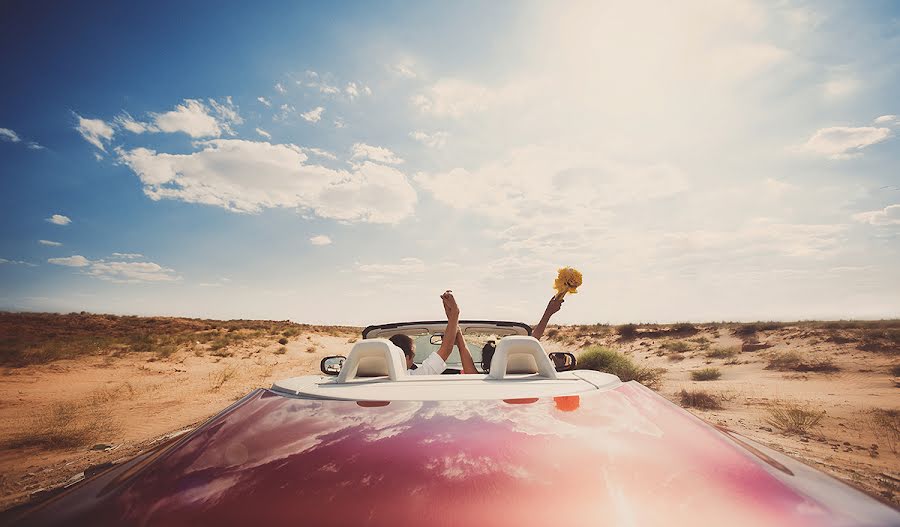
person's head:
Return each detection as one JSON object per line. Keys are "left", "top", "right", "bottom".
{"left": 390, "top": 334, "right": 416, "bottom": 369}
{"left": 480, "top": 340, "right": 496, "bottom": 373}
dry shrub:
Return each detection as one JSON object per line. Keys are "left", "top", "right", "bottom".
{"left": 706, "top": 347, "right": 739, "bottom": 359}
{"left": 766, "top": 401, "right": 824, "bottom": 434}
{"left": 617, "top": 324, "right": 638, "bottom": 340}
{"left": 576, "top": 346, "right": 665, "bottom": 389}
{"left": 678, "top": 389, "right": 722, "bottom": 410}
{"left": 766, "top": 351, "right": 839, "bottom": 373}
{"left": 869, "top": 408, "right": 900, "bottom": 454}
{"left": 274, "top": 346, "right": 287, "bottom": 355}
{"left": 661, "top": 340, "right": 691, "bottom": 353}
{"left": 277, "top": 337, "right": 289, "bottom": 345}
{"left": 691, "top": 367, "right": 721, "bottom": 381}
{"left": 4, "top": 402, "right": 112, "bottom": 450}
{"left": 306, "top": 345, "right": 317, "bottom": 353}
{"left": 282, "top": 328, "right": 301, "bottom": 338}
{"left": 209, "top": 366, "right": 237, "bottom": 391}
{"left": 545, "top": 328, "right": 559, "bottom": 339}
{"left": 891, "top": 364, "right": 900, "bottom": 377}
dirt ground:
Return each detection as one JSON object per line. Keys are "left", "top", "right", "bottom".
{"left": 0, "top": 314, "right": 897, "bottom": 511}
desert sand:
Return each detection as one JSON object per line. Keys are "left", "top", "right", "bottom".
{"left": 0, "top": 313, "right": 897, "bottom": 511}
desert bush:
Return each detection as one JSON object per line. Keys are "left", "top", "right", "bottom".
{"left": 274, "top": 346, "right": 287, "bottom": 355}
{"left": 858, "top": 328, "right": 900, "bottom": 355}
{"left": 617, "top": 324, "right": 638, "bottom": 340}
{"left": 282, "top": 328, "right": 301, "bottom": 338}
{"left": 691, "top": 367, "right": 722, "bottom": 381}
{"left": 3, "top": 402, "right": 111, "bottom": 450}
{"left": 706, "top": 347, "right": 739, "bottom": 359}
{"left": 671, "top": 322, "right": 698, "bottom": 335}
{"left": 306, "top": 345, "right": 317, "bottom": 353}
{"left": 661, "top": 340, "right": 691, "bottom": 353}
{"left": 277, "top": 337, "right": 289, "bottom": 345}
{"left": 766, "top": 351, "right": 839, "bottom": 373}
{"left": 576, "top": 346, "right": 664, "bottom": 389}
{"left": 869, "top": 408, "right": 900, "bottom": 454}
{"left": 546, "top": 328, "right": 559, "bottom": 339}
{"left": 891, "top": 364, "right": 900, "bottom": 377}
{"left": 765, "top": 401, "right": 824, "bottom": 434}
{"left": 209, "top": 366, "right": 237, "bottom": 390}
{"left": 678, "top": 389, "right": 722, "bottom": 410}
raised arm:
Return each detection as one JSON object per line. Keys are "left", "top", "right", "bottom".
{"left": 437, "top": 290, "right": 460, "bottom": 361}
{"left": 532, "top": 295, "right": 564, "bottom": 340}
{"left": 455, "top": 329, "right": 478, "bottom": 374}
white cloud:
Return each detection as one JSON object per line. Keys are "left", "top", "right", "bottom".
{"left": 351, "top": 143, "right": 403, "bottom": 164}
{"left": 853, "top": 204, "right": 900, "bottom": 226}
{"left": 46, "top": 214, "right": 71, "bottom": 225}
{"left": 151, "top": 99, "right": 225, "bottom": 138}
{"left": 111, "top": 252, "right": 144, "bottom": 259}
{"left": 344, "top": 82, "right": 372, "bottom": 100}
{"left": 115, "top": 98, "right": 240, "bottom": 138}
{"left": 48, "top": 254, "right": 179, "bottom": 282}
{"left": 48, "top": 255, "right": 90, "bottom": 267}
{"left": 302, "top": 70, "right": 340, "bottom": 95}
{"left": 257, "top": 96, "right": 272, "bottom": 107}
{"left": 333, "top": 117, "right": 345, "bottom": 129}
{"left": 823, "top": 76, "right": 860, "bottom": 100}
{"left": 115, "top": 112, "right": 154, "bottom": 134}
{"left": 412, "top": 79, "right": 493, "bottom": 118}
{"left": 274, "top": 104, "right": 295, "bottom": 122}
{"left": 274, "top": 82, "right": 286, "bottom": 94}
{"left": 300, "top": 107, "right": 325, "bottom": 123}
{"left": 1, "top": 127, "right": 43, "bottom": 149}
{"left": 390, "top": 60, "right": 417, "bottom": 79}
{"left": 0, "top": 258, "right": 36, "bottom": 267}
{"left": 75, "top": 115, "right": 115, "bottom": 151}
{"left": 208, "top": 96, "right": 243, "bottom": 133}
{"left": 874, "top": 115, "right": 897, "bottom": 125}
{"left": 415, "top": 145, "right": 686, "bottom": 221}
{"left": 86, "top": 260, "right": 179, "bottom": 283}
{"left": 118, "top": 139, "right": 417, "bottom": 223}
{"left": 410, "top": 130, "right": 448, "bottom": 149}
{"left": 255, "top": 127, "right": 272, "bottom": 139}
{"left": 357, "top": 257, "right": 425, "bottom": 274}
{"left": 801, "top": 126, "right": 892, "bottom": 159}
{"left": 310, "top": 235, "right": 332, "bottom": 246}
{"left": 38, "top": 240, "right": 62, "bottom": 247}
{"left": 302, "top": 147, "right": 337, "bottom": 160}
{"left": 0, "top": 127, "right": 21, "bottom": 142}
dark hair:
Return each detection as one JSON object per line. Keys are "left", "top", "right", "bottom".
{"left": 481, "top": 341, "right": 496, "bottom": 373}
{"left": 389, "top": 334, "right": 414, "bottom": 358}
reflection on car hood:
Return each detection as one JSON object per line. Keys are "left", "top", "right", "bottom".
{"left": 5, "top": 384, "right": 898, "bottom": 527}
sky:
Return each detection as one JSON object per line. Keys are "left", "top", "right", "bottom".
{"left": 1, "top": 0, "right": 899, "bottom": 326}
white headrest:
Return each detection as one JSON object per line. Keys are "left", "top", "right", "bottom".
{"left": 337, "top": 339, "right": 408, "bottom": 383}
{"left": 488, "top": 336, "right": 558, "bottom": 380}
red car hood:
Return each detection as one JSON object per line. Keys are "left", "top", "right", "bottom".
{"left": 4, "top": 383, "right": 898, "bottom": 527}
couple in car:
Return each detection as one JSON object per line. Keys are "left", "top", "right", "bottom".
{"left": 390, "top": 290, "right": 564, "bottom": 375}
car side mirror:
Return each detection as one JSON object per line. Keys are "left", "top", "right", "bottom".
{"left": 320, "top": 355, "right": 346, "bottom": 376}
{"left": 548, "top": 352, "right": 576, "bottom": 372}
{"left": 430, "top": 334, "right": 443, "bottom": 345}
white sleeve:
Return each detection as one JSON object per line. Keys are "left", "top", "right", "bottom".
{"left": 409, "top": 353, "right": 446, "bottom": 375}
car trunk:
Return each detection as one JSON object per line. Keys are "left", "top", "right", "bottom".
{"left": 6, "top": 384, "right": 897, "bottom": 527}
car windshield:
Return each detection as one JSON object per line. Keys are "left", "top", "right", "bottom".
{"left": 412, "top": 329, "right": 511, "bottom": 372}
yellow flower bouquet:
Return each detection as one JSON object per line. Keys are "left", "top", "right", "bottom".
{"left": 553, "top": 267, "right": 583, "bottom": 300}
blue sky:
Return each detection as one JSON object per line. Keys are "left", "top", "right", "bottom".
{"left": 1, "top": 0, "right": 899, "bottom": 325}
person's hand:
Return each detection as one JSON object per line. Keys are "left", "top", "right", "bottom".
{"left": 441, "top": 290, "right": 460, "bottom": 320}
{"left": 544, "top": 296, "right": 564, "bottom": 317}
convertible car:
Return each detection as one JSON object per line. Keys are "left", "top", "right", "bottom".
{"left": 3, "top": 321, "right": 898, "bottom": 526}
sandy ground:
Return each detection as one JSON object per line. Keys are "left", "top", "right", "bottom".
{"left": 0, "top": 320, "right": 898, "bottom": 511}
